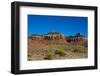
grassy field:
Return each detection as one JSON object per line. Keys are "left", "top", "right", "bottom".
{"left": 28, "top": 39, "right": 88, "bottom": 61}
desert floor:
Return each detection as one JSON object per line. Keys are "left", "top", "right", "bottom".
{"left": 28, "top": 39, "right": 88, "bottom": 61}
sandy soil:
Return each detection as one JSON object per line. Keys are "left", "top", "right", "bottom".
{"left": 28, "top": 38, "right": 88, "bottom": 61}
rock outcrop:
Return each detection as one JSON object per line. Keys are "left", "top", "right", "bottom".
{"left": 29, "top": 32, "right": 87, "bottom": 45}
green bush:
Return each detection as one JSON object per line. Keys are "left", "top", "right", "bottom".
{"left": 72, "top": 48, "right": 79, "bottom": 52}
{"left": 44, "top": 51, "right": 54, "bottom": 60}
{"left": 55, "top": 48, "right": 66, "bottom": 56}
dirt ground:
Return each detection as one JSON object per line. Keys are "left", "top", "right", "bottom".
{"left": 28, "top": 38, "right": 88, "bottom": 61}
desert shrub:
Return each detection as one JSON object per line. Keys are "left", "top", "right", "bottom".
{"left": 55, "top": 48, "right": 66, "bottom": 56}
{"left": 72, "top": 48, "right": 79, "bottom": 52}
{"left": 72, "top": 45, "right": 87, "bottom": 53}
{"left": 28, "top": 58, "right": 32, "bottom": 61}
{"left": 28, "top": 53, "right": 32, "bottom": 57}
{"left": 44, "top": 51, "right": 54, "bottom": 60}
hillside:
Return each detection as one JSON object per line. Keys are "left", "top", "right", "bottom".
{"left": 28, "top": 32, "right": 88, "bottom": 61}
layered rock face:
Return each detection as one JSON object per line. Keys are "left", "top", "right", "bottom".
{"left": 30, "top": 32, "right": 67, "bottom": 44}
{"left": 31, "top": 32, "right": 65, "bottom": 40}
{"left": 66, "top": 33, "right": 87, "bottom": 45}
{"left": 44, "top": 32, "right": 65, "bottom": 40}
{"left": 29, "top": 32, "right": 87, "bottom": 45}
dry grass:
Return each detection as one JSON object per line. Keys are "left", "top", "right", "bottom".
{"left": 28, "top": 38, "right": 88, "bottom": 61}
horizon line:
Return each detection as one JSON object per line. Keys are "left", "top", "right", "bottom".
{"left": 28, "top": 32, "right": 87, "bottom": 37}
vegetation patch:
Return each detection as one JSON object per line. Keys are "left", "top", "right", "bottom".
{"left": 55, "top": 48, "right": 66, "bottom": 56}
{"left": 72, "top": 45, "right": 87, "bottom": 53}
{"left": 44, "top": 50, "right": 54, "bottom": 60}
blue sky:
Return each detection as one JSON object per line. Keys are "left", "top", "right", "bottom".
{"left": 28, "top": 15, "right": 88, "bottom": 37}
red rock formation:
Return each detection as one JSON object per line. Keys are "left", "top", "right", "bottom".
{"left": 30, "top": 32, "right": 87, "bottom": 45}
